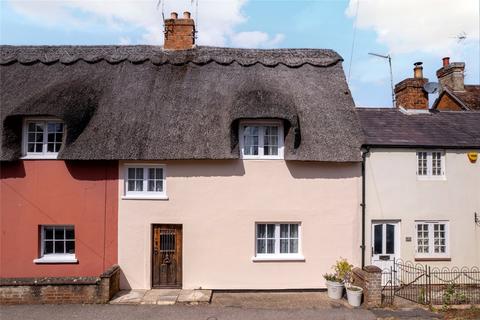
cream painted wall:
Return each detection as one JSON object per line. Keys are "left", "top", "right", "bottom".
{"left": 365, "top": 149, "right": 480, "bottom": 267}
{"left": 118, "top": 160, "right": 361, "bottom": 290}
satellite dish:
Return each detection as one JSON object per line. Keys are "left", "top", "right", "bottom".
{"left": 424, "top": 82, "right": 439, "bottom": 94}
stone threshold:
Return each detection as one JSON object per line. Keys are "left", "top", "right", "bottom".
{"left": 109, "top": 289, "right": 212, "bottom": 305}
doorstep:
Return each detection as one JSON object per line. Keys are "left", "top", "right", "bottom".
{"left": 109, "top": 289, "right": 212, "bottom": 305}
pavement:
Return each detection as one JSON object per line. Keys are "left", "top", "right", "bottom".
{"left": 0, "top": 291, "right": 443, "bottom": 320}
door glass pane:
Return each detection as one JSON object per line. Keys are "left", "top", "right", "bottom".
{"left": 386, "top": 224, "right": 395, "bottom": 254}
{"left": 374, "top": 224, "right": 383, "bottom": 254}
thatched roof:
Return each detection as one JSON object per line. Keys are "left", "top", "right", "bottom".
{"left": 0, "top": 45, "right": 363, "bottom": 162}
{"left": 358, "top": 107, "right": 480, "bottom": 148}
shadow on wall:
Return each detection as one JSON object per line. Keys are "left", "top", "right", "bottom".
{"left": 158, "top": 160, "right": 246, "bottom": 178}
{"left": 286, "top": 161, "right": 361, "bottom": 179}
{"left": 65, "top": 160, "right": 118, "bottom": 181}
{"left": 0, "top": 161, "right": 26, "bottom": 179}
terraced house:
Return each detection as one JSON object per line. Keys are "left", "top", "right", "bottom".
{"left": 0, "top": 12, "right": 364, "bottom": 295}
{"left": 357, "top": 61, "right": 480, "bottom": 272}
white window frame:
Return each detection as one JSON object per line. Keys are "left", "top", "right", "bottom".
{"left": 416, "top": 150, "right": 446, "bottom": 180}
{"left": 22, "top": 118, "right": 65, "bottom": 159}
{"left": 414, "top": 221, "right": 450, "bottom": 259}
{"left": 239, "top": 120, "right": 284, "bottom": 160}
{"left": 34, "top": 225, "right": 77, "bottom": 264}
{"left": 252, "top": 222, "right": 304, "bottom": 262}
{"left": 123, "top": 164, "right": 168, "bottom": 200}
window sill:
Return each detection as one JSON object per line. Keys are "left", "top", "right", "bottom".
{"left": 242, "top": 157, "right": 284, "bottom": 160}
{"left": 122, "top": 195, "right": 169, "bottom": 200}
{"left": 252, "top": 255, "right": 305, "bottom": 262}
{"left": 21, "top": 154, "right": 59, "bottom": 160}
{"left": 415, "top": 257, "right": 451, "bottom": 262}
{"left": 416, "top": 176, "right": 446, "bottom": 181}
{"left": 34, "top": 255, "right": 78, "bottom": 264}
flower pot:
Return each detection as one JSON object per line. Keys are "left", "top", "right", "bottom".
{"left": 346, "top": 285, "right": 363, "bottom": 307}
{"left": 326, "top": 280, "right": 344, "bottom": 299}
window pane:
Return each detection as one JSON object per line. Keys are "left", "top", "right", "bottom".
{"left": 263, "top": 126, "right": 279, "bottom": 156}
{"left": 127, "top": 181, "right": 135, "bottom": 191}
{"left": 257, "top": 239, "right": 266, "bottom": 254}
{"left": 55, "top": 241, "right": 65, "bottom": 254}
{"left": 128, "top": 168, "right": 135, "bottom": 179}
{"left": 66, "top": 241, "right": 75, "bottom": 254}
{"left": 45, "top": 228, "right": 54, "bottom": 240}
{"left": 257, "top": 224, "right": 266, "bottom": 238}
{"left": 54, "top": 228, "right": 64, "bottom": 240}
{"left": 148, "top": 180, "right": 155, "bottom": 192}
{"left": 290, "top": 239, "right": 298, "bottom": 253}
{"left": 280, "top": 239, "right": 288, "bottom": 253}
{"left": 44, "top": 241, "right": 53, "bottom": 254}
{"left": 280, "top": 224, "right": 288, "bottom": 238}
{"left": 135, "top": 180, "right": 143, "bottom": 191}
{"left": 156, "top": 180, "right": 163, "bottom": 192}
{"left": 47, "top": 143, "right": 55, "bottom": 152}
{"left": 243, "top": 126, "right": 259, "bottom": 156}
{"left": 267, "top": 224, "right": 275, "bottom": 238}
{"left": 148, "top": 168, "right": 155, "bottom": 179}
{"left": 267, "top": 239, "right": 275, "bottom": 253}
{"left": 35, "top": 143, "right": 43, "bottom": 152}
{"left": 374, "top": 224, "right": 383, "bottom": 254}
{"left": 65, "top": 228, "right": 74, "bottom": 240}
{"left": 136, "top": 168, "right": 143, "bottom": 179}
{"left": 386, "top": 224, "right": 395, "bottom": 254}
{"left": 290, "top": 224, "right": 298, "bottom": 238}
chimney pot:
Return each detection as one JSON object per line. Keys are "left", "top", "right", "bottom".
{"left": 413, "top": 62, "right": 423, "bottom": 79}
{"left": 170, "top": 12, "right": 178, "bottom": 19}
{"left": 183, "top": 11, "right": 191, "bottom": 19}
{"left": 442, "top": 57, "right": 450, "bottom": 67}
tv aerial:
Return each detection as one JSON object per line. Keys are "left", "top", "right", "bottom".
{"left": 423, "top": 82, "right": 440, "bottom": 94}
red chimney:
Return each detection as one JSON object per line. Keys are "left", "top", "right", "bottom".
{"left": 394, "top": 62, "right": 429, "bottom": 110}
{"left": 442, "top": 57, "right": 450, "bottom": 67}
{"left": 164, "top": 11, "right": 195, "bottom": 50}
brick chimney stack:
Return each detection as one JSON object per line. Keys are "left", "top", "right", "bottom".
{"left": 436, "top": 57, "right": 465, "bottom": 93}
{"left": 164, "top": 11, "right": 195, "bottom": 50}
{"left": 394, "top": 62, "right": 429, "bottom": 110}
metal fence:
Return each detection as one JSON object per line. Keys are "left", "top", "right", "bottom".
{"left": 381, "top": 260, "right": 480, "bottom": 306}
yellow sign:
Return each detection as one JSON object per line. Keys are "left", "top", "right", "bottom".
{"left": 468, "top": 152, "right": 478, "bottom": 163}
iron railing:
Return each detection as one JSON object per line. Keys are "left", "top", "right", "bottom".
{"left": 381, "top": 260, "right": 480, "bottom": 306}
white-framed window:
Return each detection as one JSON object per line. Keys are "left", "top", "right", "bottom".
{"left": 34, "top": 225, "right": 77, "bottom": 264}
{"left": 415, "top": 221, "right": 449, "bottom": 259}
{"left": 123, "top": 164, "right": 167, "bottom": 199}
{"left": 22, "top": 119, "right": 65, "bottom": 159}
{"left": 239, "top": 120, "right": 284, "bottom": 159}
{"left": 416, "top": 151, "right": 445, "bottom": 179}
{"left": 253, "top": 223, "right": 304, "bottom": 261}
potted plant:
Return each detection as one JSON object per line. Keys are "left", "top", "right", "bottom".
{"left": 323, "top": 273, "right": 344, "bottom": 299}
{"left": 345, "top": 285, "right": 363, "bottom": 307}
{"left": 334, "top": 258, "right": 364, "bottom": 307}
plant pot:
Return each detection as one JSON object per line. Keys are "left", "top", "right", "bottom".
{"left": 346, "top": 285, "right": 363, "bottom": 307}
{"left": 326, "top": 280, "right": 344, "bottom": 299}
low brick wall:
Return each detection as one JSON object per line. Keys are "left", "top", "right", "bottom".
{"left": 352, "top": 265, "right": 382, "bottom": 308}
{"left": 0, "top": 265, "right": 120, "bottom": 305}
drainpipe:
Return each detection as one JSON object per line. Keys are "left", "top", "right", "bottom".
{"left": 361, "top": 147, "right": 370, "bottom": 268}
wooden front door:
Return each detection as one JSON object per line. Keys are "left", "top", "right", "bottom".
{"left": 152, "top": 224, "right": 182, "bottom": 288}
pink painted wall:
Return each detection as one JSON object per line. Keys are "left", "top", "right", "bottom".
{"left": 0, "top": 160, "right": 118, "bottom": 278}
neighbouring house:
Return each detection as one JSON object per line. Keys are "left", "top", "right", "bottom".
{"left": 432, "top": 57, "right": 480, "bottom": 111}
{"left": 357, "top": 61, "right": 480, "bottom": 272}
{"left": 1, "top": 11, "right": 365, "bottom": 292}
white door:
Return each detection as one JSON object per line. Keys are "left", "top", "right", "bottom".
{"left": 371, "top": 221, "right": 399, "bottom": 273}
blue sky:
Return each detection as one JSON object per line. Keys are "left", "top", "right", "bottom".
{"left": 1, "top": 0, "right": 479, "bottom": 107}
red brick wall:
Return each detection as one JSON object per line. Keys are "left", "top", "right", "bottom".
{"left": 394, "top": 78, "right": 429, "bottom": 110}
{"left": 164, "top": 18, "right": 195, "bottom": 50}
{"left": 436, "top": 93, "right": 463, "bottom": 111}
{"left": 0, "top": 160, "right": 118, "bottom": 278}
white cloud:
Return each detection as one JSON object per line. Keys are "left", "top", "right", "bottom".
{"left": 346, "top": 0, "right": 480, "bottom": 56}
{"left": 230, "top": 31, "right": 284, "bottom": 48}
{"left": 8, "top": 0, "right": 283, "bottom": 47}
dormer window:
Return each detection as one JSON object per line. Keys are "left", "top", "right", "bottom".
{"left": 240, "top": 120, "right": 284, "bottom": 159}
{"left": 23, "top": 119, "right": 64, "bottom": 159}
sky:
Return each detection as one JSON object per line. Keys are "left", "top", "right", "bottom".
{"left": 1, "top": 0, "right": 479, "bottom": 107}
